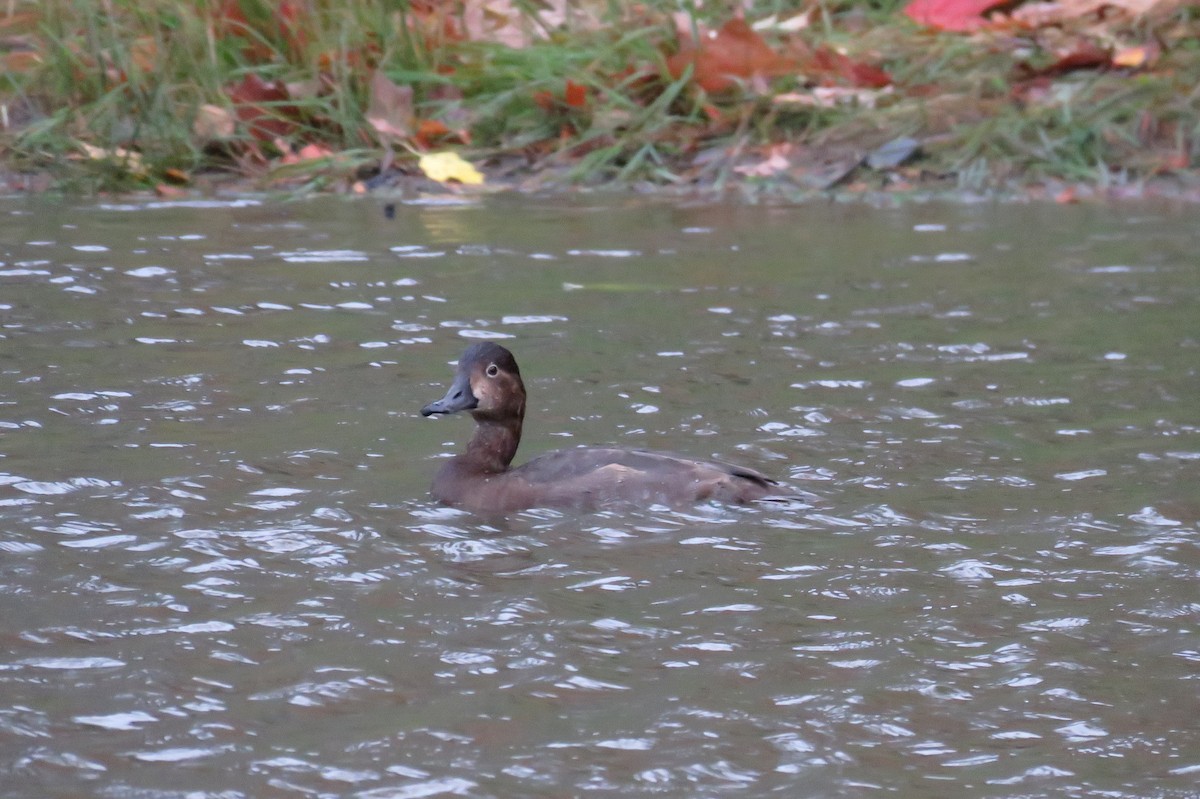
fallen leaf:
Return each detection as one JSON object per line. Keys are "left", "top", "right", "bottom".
{"left": 194, "top": 103, "right": 235, "bottom": 141}
{"left": 366, "top": 70, "right": 414, "bottom": 143}
{"left": 212, "top": 0, "right": 310, "bottom": 61}
{"left": 0, "top": 11, "right": 41, "bottom": 35}
{"left": 155, "top": 183, "right": 188, "bottom": 199}
{"left": 418, "top": 151, "right": 485, "bottom": 185}
{"left": 809, "top": 45, "right": 892, "bottom": 88}
{"left": 1012, "top": 0, "right": 1186, "bottom": 28}
{"left": 734, "top": 144, "right": 794, "bottom": 177}
{"left": 462, "top": 0, "right": 531, "bottom": 48}
{"left": 668, "top": 18, "right": 800, "bottom": 94}
{"left": 1162, "top": 145, "right": 1190, "bottom": 171}
{"left": 1018, "top": 40, "right": 1111, "bottom": 77}
{"left": 1112, "top": 42, "right": 1160, "bottom": 68}
{"left": 227, "top": 73, "right": 295, "bottom": 141}
{"left": 414, "top": 118, "right": 469, "bottom": 149}
{"left": 285, "top": 77, "right": 326, "bottom": 101}
{"left": 903, "top": 0, "right": 1010, "bottom": 31}
{"left": 2, "top": 49, "right": 41, "bottom": 73}
{"left": 77, "top": 143, "right": 147, "bottom": 178}
{"left": 275, "top": 0, "right": 309, "bottom": 58}
{"left": 459, "top": 0, "right": 576, "bottom": 48}
{"left": 564, "top": 79, "right": 588, "bottom": 108}
{"left": 296, "top": 143, "right": 332, "bottom": 160}
{"left": 277, "top": 141, "right": 335, "bottom": 166}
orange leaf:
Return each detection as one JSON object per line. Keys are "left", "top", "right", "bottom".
{"left": 1055, "top": 186, "right": 1080, "bottom": 204}
{"left": 414, "top": 119, "right": 451, "bottom": 149}
{"left": 1112, "top": 42, "right": 1160, "bottom": 69}
{"left": 668, "top": 18, "right": 799, "bottom": 94}
{"left": 296, "top": 143, "right": 333, "bottom": 160}
{"left": 903, "top": 0, "right": 1009, "bottom": 31}
{"left": 564, "top": 79, "right": 587, "bottom": 108}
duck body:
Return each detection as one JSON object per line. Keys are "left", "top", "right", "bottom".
{"left": 421, "top": 342, "right": 780, "bottom": 513}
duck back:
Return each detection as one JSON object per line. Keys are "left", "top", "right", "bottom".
{"left": 432, "top": 446, "right": 779, "bottom": 512}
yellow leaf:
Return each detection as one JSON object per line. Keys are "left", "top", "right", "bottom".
{"left": 418, "top": 151, "right": 485, "bottom": 185}
{"left": 77, "top": 143, "right": 147, "bottom": 178}
{"left": 1112, "top": 44, "right": 1158, "bottom": 68}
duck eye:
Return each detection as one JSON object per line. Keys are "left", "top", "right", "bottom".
{"left": 485, "top": 363, "right": 499, "bottom": 378}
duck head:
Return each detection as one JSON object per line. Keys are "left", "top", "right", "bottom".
{"left": 421, "top": 341, "right": 526, "bottom": 423}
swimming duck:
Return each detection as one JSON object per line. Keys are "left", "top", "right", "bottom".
{"left": 420, "top": 342, "right": 781, "bottom": 512}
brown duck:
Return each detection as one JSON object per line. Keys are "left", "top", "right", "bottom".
{"left": 420, "top": 342, "right": 782, "bottom": 512}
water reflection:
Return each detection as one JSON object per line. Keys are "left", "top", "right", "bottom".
{"left": 0, "top": 197, "right": 1197, "bottom": 797}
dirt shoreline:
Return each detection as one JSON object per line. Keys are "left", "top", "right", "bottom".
{"left": 4, "top": 160, "right": 1198, "bottom": 205}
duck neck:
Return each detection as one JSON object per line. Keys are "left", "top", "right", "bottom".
{"left": 464, "top": 415, "right": 522, "bottom": 474}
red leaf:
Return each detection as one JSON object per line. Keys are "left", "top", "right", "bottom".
{"left": 564, "top": 79, "right": 587, "bottom": 108}
{"left": 903, "top": 0, "right": 1009, "bottom": 32}
{"left": 1014, "top": 41, "right": 1111, "bottom": 83}
{"left": 809, "top": 46, "right": 892, "bottom": 88}
{"left": 276, "top": 0, "right": 308, "bottom": 57}
{"left": 668, "top": 18, "right": 799, "bottom": 94}
{"left": 227, "top": 73, "right": 296, "bottom": 141}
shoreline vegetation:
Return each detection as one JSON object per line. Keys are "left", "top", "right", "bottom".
{"left": 1, "top": 0, "right": 1197, "bottom": 201}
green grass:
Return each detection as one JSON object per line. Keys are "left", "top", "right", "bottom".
{"left": 1, "top": 0, "right": 1197, "bottom": 194}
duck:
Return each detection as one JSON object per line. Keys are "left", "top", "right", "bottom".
{"left": 420, "top": 341, "right": 782, "bottom": 512}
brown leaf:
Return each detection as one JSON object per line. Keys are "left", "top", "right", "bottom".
{"left": 366, "top": 70, "right": 414, "bottom": 143}
{"left": 668, "top": 18, "right": 800, "bottom": 94}
{"left": 2, "top": 49, "right": 41, "bottom": 74}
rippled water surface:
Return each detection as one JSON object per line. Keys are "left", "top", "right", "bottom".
{"left": 1, "top": 196, "right": 1197, "bottom": 798}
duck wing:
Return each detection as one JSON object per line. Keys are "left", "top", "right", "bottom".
{"left": 511, "top": 447, "right": 779, "bottom": 507}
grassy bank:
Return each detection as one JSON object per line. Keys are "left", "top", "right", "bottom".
{"left": 1, "top": 0, "right": 1198, "bottom": 198}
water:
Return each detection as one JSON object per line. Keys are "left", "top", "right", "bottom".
{"left": 0, "top": 196, "right": 1197, "bottom": 798}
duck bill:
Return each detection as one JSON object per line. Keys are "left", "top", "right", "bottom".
{"left": 421, "top": 372, "right": 478, "bottom": 417}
